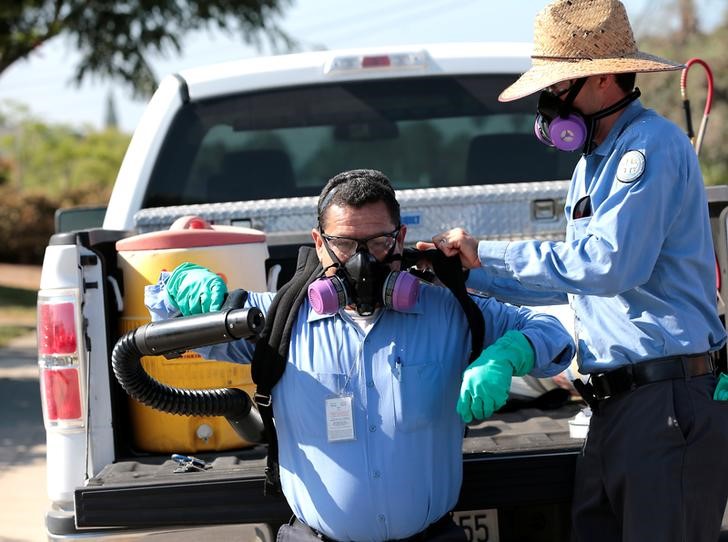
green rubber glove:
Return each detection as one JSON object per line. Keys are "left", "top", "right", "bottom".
{"left": 457, "top": 330, "right": 535, "bottom": 423}
{"left": 165, "top": 262, "right": 227, "bottom": 316}
{"left": 714, "top": 373, "right": 728, "bottom": 401}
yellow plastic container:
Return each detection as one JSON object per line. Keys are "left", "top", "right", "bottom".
{"left": 116, "top": 216, "right": 268, "bottom": 453}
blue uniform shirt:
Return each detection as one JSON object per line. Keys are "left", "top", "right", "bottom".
{"left": 147, "top": 278, "right": 574, "bottom": 541}
{"left": 468, "top": 99, "right": 726, "bottom": 374}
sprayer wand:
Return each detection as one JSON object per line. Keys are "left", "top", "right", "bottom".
{"left": 681, "top": 58, "right": 714, "bottom": 157}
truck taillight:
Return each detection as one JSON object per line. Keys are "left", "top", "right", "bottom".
{"left": 42, "top": 368, "right": 82, "bottom": 420}
{"left": 37, "top": 291, "right": 85, "bottom": 430}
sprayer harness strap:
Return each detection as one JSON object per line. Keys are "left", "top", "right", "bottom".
{"left": 251, "top": 246, "right": 322, "bottom": 495}
{"left": 402, "top": 248, "right": 485, "bottom": 363}
{"left": 251, "top": 246, "right": 485, "bottom": 495}
{"left": 430, "top": 254, "right": 485, "bottom": 363}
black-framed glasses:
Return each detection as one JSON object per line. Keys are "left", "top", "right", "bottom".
{"left": 321, "top": 226, "right": 401, "bottom": 260}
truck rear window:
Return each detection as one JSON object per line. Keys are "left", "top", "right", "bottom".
{"left": 145, "top": 75, "right": 579, "bottom": 207}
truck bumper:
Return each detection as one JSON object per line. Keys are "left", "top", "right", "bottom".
{"left": 47, "top": 510, "right": 275, "bottom": 541}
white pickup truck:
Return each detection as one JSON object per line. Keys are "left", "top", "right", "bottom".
{"left": 37, "top": 42, "right": 728, "bottom": 541}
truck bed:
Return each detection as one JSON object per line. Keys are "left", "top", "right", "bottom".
{"left": 74, "top": 402, "right": 584, "bottom": 528}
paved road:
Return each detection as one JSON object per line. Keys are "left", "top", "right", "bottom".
{"left": 0, "top": 333, "right": 47, "bottom": 542}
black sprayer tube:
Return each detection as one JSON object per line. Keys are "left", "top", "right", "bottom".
{"left": 111, "top": 307, "right": 266, "bottom": 444}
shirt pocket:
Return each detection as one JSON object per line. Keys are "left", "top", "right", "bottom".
{"left": 390, "top": 358, "right": 443, "bottom": 432}
{"left": 568, "top": 215, "right": 592, "bottom": 241}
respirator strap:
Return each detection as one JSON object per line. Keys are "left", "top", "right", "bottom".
{"left": 403, "top": 248, "right": 485, "bottom": 362}
{"left": 559, "top": 78, "right": 587, "bottom": 118}
{"left": 591, "top": 87, "right": 641, "bottom": 121}
{"left": 581, "top": 87, "right": 641, "bottom": 154}
{"left": 252, "top": 245, "right": 322, "bottom": 495}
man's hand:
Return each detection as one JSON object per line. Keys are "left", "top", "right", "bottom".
{"left": 165, "top": 262, "right": 228, "bottom": 316}
{"left": 457, "top": 330, "right": 535, "bottom": 423}
{"left": 415, "top": 228, "right": 480, "bottom": 269}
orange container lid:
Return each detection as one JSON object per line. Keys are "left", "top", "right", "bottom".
{"left": 116, "top": 216, "right": 266, "bottom": 251}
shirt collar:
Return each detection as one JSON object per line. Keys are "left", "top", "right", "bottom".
{"left": 593, "top": 99, "right": 645, "bottom": 157}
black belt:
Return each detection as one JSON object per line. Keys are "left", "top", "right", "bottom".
{"left": 300, "top": 514, "right": 454, "bottom": 542}
{"left": 574, "top": 353, "right": 715, "bottom": 408}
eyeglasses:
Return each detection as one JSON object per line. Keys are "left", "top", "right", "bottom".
{"left": 321, "top": 226, "right": 401, "bottom": 260}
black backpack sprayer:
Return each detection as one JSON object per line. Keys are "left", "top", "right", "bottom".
{"left": 111, "top": 299, "right": 267, "bottom": 445}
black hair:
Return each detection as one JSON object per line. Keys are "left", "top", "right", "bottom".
{"left": 317, "top": 169, "right": 401, "bottom": 230}
{"left": 615, "top": 72, "right": 637, "bottom": 93}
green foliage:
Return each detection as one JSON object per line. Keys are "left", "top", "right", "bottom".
{"left": 0, "top": 287, "right": 36, "bottom": 347}
{"left": 0, "top": 284, "right": 37, "bottom": 307}
{"left": 0, "top": 183, "right": 110, "bottom": 264}
{"left": 0, "top": 325, "right": 34, "bottom": 347}
{"left": 637, "top": 16, "right": 728, "bottom": 184}
{"left": 0, "top": 187, "right": 57, "bottom": 264}
{"left": 0, "top": 101, "right": 129, "bottom": 196}
{"left": 0, "top": 0, "right": 293, "bottom": 98}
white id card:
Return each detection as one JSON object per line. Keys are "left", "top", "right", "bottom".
{"left": 325, "top": 395, "right": 355, "bottom": 442}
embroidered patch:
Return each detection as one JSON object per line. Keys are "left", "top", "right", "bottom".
{"left": 616, "top": 150, "right": 646, "bottom": 183}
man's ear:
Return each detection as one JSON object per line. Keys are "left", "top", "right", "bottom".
{"left": 397, "top": 224, "right": 407, "bottom": 251}
{"left": 311, "top": 228, "right": 325, "bottom": 258}
{"left": 599, "top": 74, "right": 613, "bottom": 89}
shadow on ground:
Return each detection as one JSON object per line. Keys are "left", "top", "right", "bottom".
{"left": 0, "top": 345, "right": 45, "bottom": 469}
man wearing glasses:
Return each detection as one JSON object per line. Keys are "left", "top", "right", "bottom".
{"left": 146, "top": 169, "right": 575, "bottom": 541}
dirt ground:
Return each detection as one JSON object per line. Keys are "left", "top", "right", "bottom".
{"left": 0, "top": 263, "right": 42, "bottom": 290}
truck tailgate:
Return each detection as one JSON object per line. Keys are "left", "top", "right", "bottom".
{"left": 75, "top": 402, "right": 583, "bottom": 528}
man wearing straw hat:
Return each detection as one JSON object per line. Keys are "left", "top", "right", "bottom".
{"left": 422, "top": 0, "right": 728, "bottom": 540}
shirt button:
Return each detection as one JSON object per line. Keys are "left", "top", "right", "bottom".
{"left": 378, "top": 514, "right": 385, "bottom": 522}
{"left": 367, "top": 381, "right": 374, "bottom": 388}
{"left": 373, "top": 470, "right": 380, "bottom": 479}
{"left": 369, "top": 425, "right": 376, "bottom": 433}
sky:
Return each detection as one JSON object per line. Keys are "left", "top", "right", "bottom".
{"left": 0, "top": 0, "right": 723, "bottom": 134}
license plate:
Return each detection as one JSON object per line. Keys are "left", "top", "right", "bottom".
{"left": 452, "top": 509, "right": 499, "bottom": 542}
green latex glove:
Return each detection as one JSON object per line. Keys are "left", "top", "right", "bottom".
{"left": 165, "top": 262, "right": 227, "bottom": 316}
{"left": 714, "top": 373, "right": 728, "bottom": 401}
{"left": 457, "top": 330, "right": 535, "bottom": 423}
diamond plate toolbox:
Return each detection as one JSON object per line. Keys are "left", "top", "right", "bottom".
{"left": 134, "top": 181, "right": 570, "bottom": 245}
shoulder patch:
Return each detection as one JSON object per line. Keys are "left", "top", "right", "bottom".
{"left": 616, "top": 150, "right": 645, "bottom": 183}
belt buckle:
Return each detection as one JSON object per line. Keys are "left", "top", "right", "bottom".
{"left": 593, "top": 364, "right": 635, "bottom": 400}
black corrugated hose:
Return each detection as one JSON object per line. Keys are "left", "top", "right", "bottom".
{"left": 111, "top": 306, "right": 266, "bottom": 444}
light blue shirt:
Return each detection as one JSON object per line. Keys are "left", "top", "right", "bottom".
{"left": 468, "top": 99, "right": 726, "bottom": 374}
{"left": 147, "top": 278, "right": 573, "bottom": 541}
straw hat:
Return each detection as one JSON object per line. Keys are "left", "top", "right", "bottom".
{"left": 499, "top": 0, "right": 684, "bottom": 102}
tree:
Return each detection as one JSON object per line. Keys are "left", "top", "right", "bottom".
{"left": 677, "top": 0, "right": 699, "bottom": 44}
{"left": 636, "top": 3, "right": 728, "bottom": 184}
{"left": 0, "top": 100, "right": 130, "bottom": 196}
{"left": 105, "top": 91, "right": 118, "bottom": 130}
{"left": 0, "top": 1, "right": 293, "bottom": 98}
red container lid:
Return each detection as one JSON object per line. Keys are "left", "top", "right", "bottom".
{"left": 116, "top": 216, "right": 266, "bottom": 251}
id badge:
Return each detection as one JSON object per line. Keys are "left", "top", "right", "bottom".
{"left": 325, "top": 394, "right": 356, "bottom": 442}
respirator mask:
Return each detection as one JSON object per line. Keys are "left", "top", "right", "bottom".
{"left": 534, "top": 78, "right": 641, "bottom": 154}
{"left": 307, "top": 227, "right": 419, "bottom": 316}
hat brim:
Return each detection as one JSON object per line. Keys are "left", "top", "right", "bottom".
{"left": 498, "top": 52, "right": 684, "bottom": 102}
